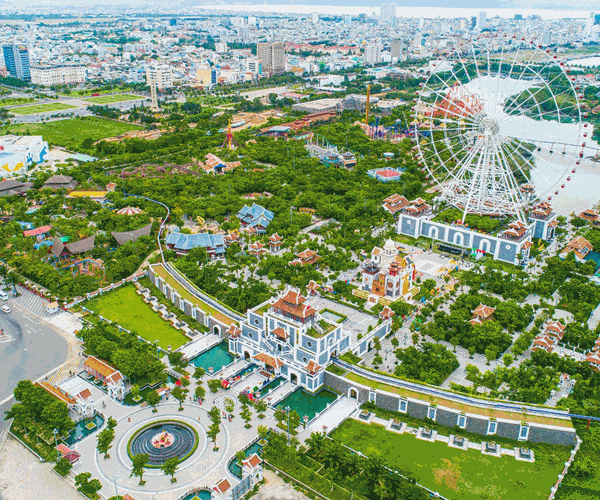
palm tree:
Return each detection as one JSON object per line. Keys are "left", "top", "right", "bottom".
{"left": 305, "top": 431, "right": 326, "bottom": 457}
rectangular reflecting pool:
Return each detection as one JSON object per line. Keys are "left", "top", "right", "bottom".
{"left": 64, "top": 413, "right": 104, "bottom": 446}
{"left": 189, "top": 342, "right": 234, "bottom": 374}
{"left": 276, "top": 388, "right": 337, "bottom": 422}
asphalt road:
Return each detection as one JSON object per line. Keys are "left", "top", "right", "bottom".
{"left": 0, "top": 304, "right": 68, "bottom": 434}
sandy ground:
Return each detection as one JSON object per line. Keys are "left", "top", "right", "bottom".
{"left": 0, "top": 438, "right": 80, "bottom": 500}
{"left": 255, "top": 470, "right": 310, "bottom": 500}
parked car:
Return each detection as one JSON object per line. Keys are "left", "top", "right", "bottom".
{"left": 1, "top": 305, "right": 10, "bottom": 313}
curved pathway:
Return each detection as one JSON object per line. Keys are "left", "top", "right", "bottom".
{"left": 73, "top": 391, "right": 277, "bottom": 500}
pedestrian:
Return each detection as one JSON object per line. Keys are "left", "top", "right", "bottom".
{"left": 128, "top": 417, "right": 131, "bottom": 423}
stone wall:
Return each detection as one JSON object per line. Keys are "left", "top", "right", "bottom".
{"left": 323, "top": 371, "right": 577, "bottom": 446}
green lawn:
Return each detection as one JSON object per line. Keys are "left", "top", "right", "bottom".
{"left": 85, "top": 285, "right": 189, "bottom": 350}
{"left": 10, "top": 102, "right": 76, "bottom": 115}
{"left": 555, "top": 421, "right": 600, "bottom": 500}
{"left": 84, "top": 94, "right": 142, "bottom": 104}
{"left": 331, "top": 419, "right": 570, "bottom": 500}
{"left": 1, "top": 117, "right": 144, "bottom": 150}
{"left": 0, "top": 97, "right": 36, "bottom": 106}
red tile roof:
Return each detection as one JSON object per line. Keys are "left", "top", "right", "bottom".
{"left": 253, "top": 353, "right": 283, "bottom": 368}
{"left": 23, "top": 225, "right": 52, "bottom": 237}
{"left": 472, "top": 304, "right": 496, "bottom": 319}
{"left": 243, "top": 453, "right": 262, "bottom": 469}
{"left": 214, "top": 479, "right": 231, "bottom": 494}
{"left": 84, "top": 355, "right": 120, "bottom": 379}
{"left": 306, "top": 360, "right": 322, "bottom": 374}
{"left": 271, "top": 327, "right": 289, "bottom": 339}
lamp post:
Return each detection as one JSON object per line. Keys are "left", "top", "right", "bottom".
{"left": 52, "top": 428, "right": 59, "bottom": 460}
{"left": 285, "top": 406, "right": 291, "bottom": 444}
{"left": 112, "top": 470, "right": 123, "bottom": 499}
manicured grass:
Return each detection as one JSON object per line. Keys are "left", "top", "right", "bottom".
{"left": 331, "top": 419, "right": 570, "bottom": 500}
{"left": 85, "top": 93, "right": 142, "bottom": 104}
{"left": 555, "top": 420, "right": 600, "bottom": 500}
{"left": 0, "top": 97, "right": 35, "bottom": 106}
{"left": 1, "top": 117, "right": 144, "bottom": 150}
{"left": 85, "top": 285, "right": 189, "bottom": 350}
{"left": 10, "top": 102, "right": 76, "bottom": 115}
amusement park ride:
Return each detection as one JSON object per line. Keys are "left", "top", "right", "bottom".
{"left": 222, "top": 119, "right": 239, "bottom": 150}
{"left": 398, "top": 35, "right": 585, "bottom": 264}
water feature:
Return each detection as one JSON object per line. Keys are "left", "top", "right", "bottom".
{"left": 189, "top": 342, "right": 234, "bottom": 374}
{"left": 183, "top": 490, "right": 212, "bottom": 500}
{"left": 65, "top": 413, "right": 105, "bottom": 445}
{"left": 258, "top": 377, "right": 283, "bottom": 398}
{"left": 276, "top": 388, "right": 337, "bottom": 422}
{"left": 129, "top": 421, "right": 198, "bottom": 467}
{"left": 228, "top": 441, "right": 263, "bottom": 478}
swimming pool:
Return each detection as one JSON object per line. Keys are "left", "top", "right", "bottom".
{"left": 65, "top": 413, "right": 105, "bottom": 445}
{"left": 276, "top": 388, "right": 337, "bottom": 422}
{"left": 189, "top": 342, "right": 234, "bottom": 374}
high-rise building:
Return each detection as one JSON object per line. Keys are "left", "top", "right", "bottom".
{"left": 3, "top": 45, "right": 30, "bottom": 81}
{"left": 215, "top": 42, "right": 228, "bottom": 53}
{"left": 380, "top": 3, "right": 397, "bottom": 26}
{"left": 390, "top": 39, "right": 405, "bottom": 61}
{"left": 363, "top": 42, "right": 381, "bottom": 66}
{"left": 257, "top": 42, "right": 285, "bottom": 76}
{"left": 476, "top": 11, "right": 487, "bottom": 31}
{"left": 145, "top": 65, "right": 173, "bottom": 90}
{"left": 311, "top": 12, "right": 319, "bottom": 24}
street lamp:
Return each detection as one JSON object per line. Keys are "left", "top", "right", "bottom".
{"left": 112, "top": 470, "right": 124, "bottom": 499}
{"left": 52, "top": 428, "right": 59, "bottom": 460}
{"left": 285, "top": 406, "right": 291, "bottom": 444}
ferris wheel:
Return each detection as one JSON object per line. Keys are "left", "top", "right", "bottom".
{"left": 412, "top": 34, "right": 586, "bottom": 222}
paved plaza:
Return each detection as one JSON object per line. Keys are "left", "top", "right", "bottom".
{"left": 64, "top": 378, "right": 279, "bottom": 500}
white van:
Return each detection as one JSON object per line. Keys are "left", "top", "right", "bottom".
{"left": 0, "top": 291, "right": 7, "bottom": 301}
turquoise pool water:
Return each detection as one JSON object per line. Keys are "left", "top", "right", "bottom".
{"left": 190, "top": 342, "right": 234, "bottom": 374}
{"left": 276, "top": 388, "right": 337, "bottom": 422}
{"left": 182, "top": 490, "right": 212, "bottom": 500}
{"left": 228, "top": 441, "right": 263, "bottom": 478}
{"left": 65, "top": 413, "right": 105, "bottom": 445}
{"left": 259, "top": 377, "right": 283, "bottom": 398}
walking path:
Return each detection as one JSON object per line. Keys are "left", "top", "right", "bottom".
{"left": 177, "top": 333, "right": 221, "bottom": 359}
{"left": 67, "top": 384, "right": 280, "bottom": 500}
{"left": 309, "top": 396, "right": 358, "bottom": 434}
{"left": 266, "top": 381, "right": 296, "bottom": 407}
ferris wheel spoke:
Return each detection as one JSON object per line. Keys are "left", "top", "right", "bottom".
{"left": 415, "top": 37, "right": 580, "bottom": 216}
{"left": 501, "top": 139, "right": 557, "bottom": 190}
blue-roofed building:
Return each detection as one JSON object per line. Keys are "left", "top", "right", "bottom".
{"left": 164, "top": 231, "right": 225, "bottom": 258}
{"left": 236, "top": 203, "right": 274, "bottom": 234}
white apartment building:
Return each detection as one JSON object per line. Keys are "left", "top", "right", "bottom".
{"left": 145, "top": 64, "right": 173, "bottom": 90}
{"left": 380, "top": 4, "right": 397, "bottom": 26}
{"left": 363, "top": 42, "right": 381, "bottom": 66}
{"left": 215, "top": 42, "right": 228, "bottom": 53}
{"left": 30, "top": 64, "right": 85, "bottom": 86}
